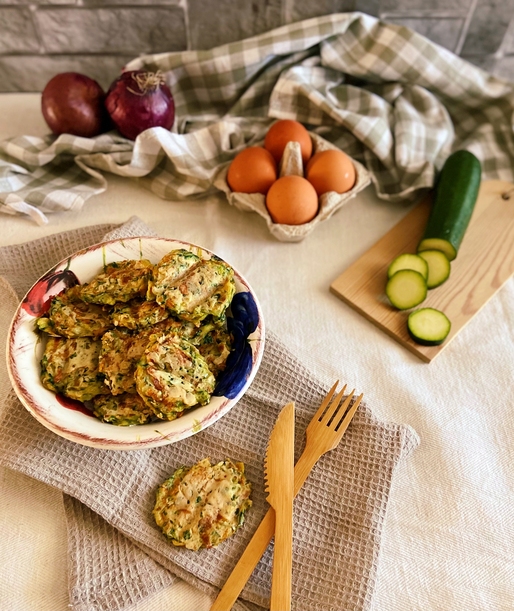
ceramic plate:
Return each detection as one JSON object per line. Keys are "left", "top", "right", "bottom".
{"left": 7, "top": 237, "right": 265, "bottom": 450}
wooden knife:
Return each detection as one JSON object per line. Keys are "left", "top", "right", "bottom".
{"left": 264, "top": 401, "right": 295, "bottom": 611}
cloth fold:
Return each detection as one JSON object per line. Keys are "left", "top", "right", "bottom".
{"left": 2, "top": 12, "right": 514, "bottom": 224}
{"left": 0, "top": 218, "right": 419, "bottom": 611}
{"left": 64, "top": 495, "right": 177, "bottom": 611}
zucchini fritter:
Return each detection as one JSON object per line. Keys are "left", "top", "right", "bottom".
{"left": 150, "top": 252, "right": 236, "bottom": 324}
{"left": 111, "top": 299, "right": 169, "bottom": 330}
{"left": 41, "top": 336, "right": 106, "bottom": 402}
{"left": 156, "top": 316, "right": 198, "bottom": 340}
{"left": 135, "top": 334, "right": 215, "bottom": 420}
{"left": 99, "top": 318, "right": 199, "bottom": 396}
{"left": 99, "top": 327, "right": 154, "bottom": 395}
{"left": 36, "top": 286, "right": 113, "bottom": 338}
{"left": 92, "top": 392, "right": 154, "bottom": 426}
{"left": 80, "top": 260, "right": 153, "bottom": 305}
{"left": 147, "top": 249, "right": 201, "bottom": 304}
{"left": 153, "top": 458, "right": 252, "bottom": 550}
{"left": 190, "top": 319, "right": 232, "bottom": 376}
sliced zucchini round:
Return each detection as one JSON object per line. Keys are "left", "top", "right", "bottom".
{"left": 417, "top": 237, "right": 456, "bottom": 262}
{"left": 387, "top": 253, "right": 429, "bottom": 280}
{"left": 385, "top": 269, "right": 427, "bottom": 310}
{"left": 407, "top": 308, "right": 451, "bottom": 346}
{"left": 417, "top": 249, "right": 451, "bottom": 289}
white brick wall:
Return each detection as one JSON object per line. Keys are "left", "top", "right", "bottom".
{"left": 1, "top": 0, "right": 514, "bottom": 91}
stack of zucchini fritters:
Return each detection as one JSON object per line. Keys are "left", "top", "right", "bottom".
{"left": 37, "top": 249, "right": 236, "bottom": 426}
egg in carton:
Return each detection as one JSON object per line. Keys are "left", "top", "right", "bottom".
{"left": 214, "top": 132, "right": 371, "bottom": 242}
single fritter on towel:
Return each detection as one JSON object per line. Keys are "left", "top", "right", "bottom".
{"left": 149, "top": 249, "right": 236, "bottom": 324}
{"left": 135, "top": 333, "right": 216, "bottom": 420}
{"left": 40, "top": 336, "right": 107, "bottom": 402}
{"left": 36, "top": 285, "right": 113, "bottom": 338}
{"left": 153, "top": 458, "right": 252, "bottom": 550}
{"left": 92, "top": 392, "right": 154, "bottom": 426}
{"left": 80, "top": 259, "right": 153, "bottom": 305}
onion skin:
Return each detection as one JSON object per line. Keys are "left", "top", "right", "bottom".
{"left": 105, "top": 70, "right": 175, "bottom": 140}
{"left": 41, "top": 72, "right": 108, "bottom": 138}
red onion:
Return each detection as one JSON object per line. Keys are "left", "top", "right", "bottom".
{"left": 41, "top": 72, "right": 108, "bottom": 138}
{"left": 105, "top": 70, "right": 175, "bottom": 140}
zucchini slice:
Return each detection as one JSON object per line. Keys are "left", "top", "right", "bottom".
{"left": 385, "top": 269, "right": 427, "bottom": 310}
{"left": 387, "top": 253, "right": 428, "bottom": 280}
{"left": 417, "top": 150, "right": 481, "bottom": 261}
{"left": 407, "top": 308, "right": 451, "bottom": 346}
{"left": 417, "top": 249, "right": 451, "bottom": 289}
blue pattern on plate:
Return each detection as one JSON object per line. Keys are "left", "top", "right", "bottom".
{"left": 213, "top": 291, "right": 260, "bottom": 399}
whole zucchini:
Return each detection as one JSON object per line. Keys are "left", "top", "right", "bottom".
{"left": 417, "top": 150, "right": 481, "bottom": 261}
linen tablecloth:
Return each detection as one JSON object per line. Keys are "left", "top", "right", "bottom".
{"left": 0, "top": 217, "right": 418, "bottom": 611}
{"left": 1, "top": 102, "right": 514, "bottom": 609}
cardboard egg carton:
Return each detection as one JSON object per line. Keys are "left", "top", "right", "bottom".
{"left": 214, "top": 131, "right": 371, "bottom": 242}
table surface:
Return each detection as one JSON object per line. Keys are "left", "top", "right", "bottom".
{"left": 1, "top": 93, "right": 514, "bottom": 611}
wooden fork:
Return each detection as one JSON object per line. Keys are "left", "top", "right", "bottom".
{"left": 210, "top": 382, "right": 363, "bottom": 611}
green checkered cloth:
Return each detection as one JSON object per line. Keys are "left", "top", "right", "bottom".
{"left": 2, "top": 11, "right": 514, "bottom": 224}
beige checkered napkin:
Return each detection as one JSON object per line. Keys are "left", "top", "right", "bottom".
{"left": 3, "top": 12, "right": 514, "bottom": 224}
{"left": 0, "top": 218, "right": 419, "bottom": 611}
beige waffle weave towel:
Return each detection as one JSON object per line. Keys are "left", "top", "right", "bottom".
{"left": 0, "top": 217, "right": 419, "bottom": 611}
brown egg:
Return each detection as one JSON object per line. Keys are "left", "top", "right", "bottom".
{"left": 227, "top": 147, "right": 277, "bottom": 194}
{"left": 306, "top": 149, "right": 356, "bottom": 196}
{"left": 266, "top": 175, "right": 319, "bottom": 225}
{"left": 264, "top": 120, "right": 313, "bottom": 165}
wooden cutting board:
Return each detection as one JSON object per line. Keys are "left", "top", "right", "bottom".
{"left": 330, "top": 180, "right": 514, "bottom": 362}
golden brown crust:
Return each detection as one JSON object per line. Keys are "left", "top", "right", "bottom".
{"left": 135, "top": 334, "right": 215, "bottom": 420}
{"left": 80, "top": 260, "right": 153, "bottom": 305}
{"left": 92, "top": 392, "right": 154, "bottom": 426}
{"left": 153, "top": 458, "right": 252, "bottom": 550}
{"left": 41, "top": 336, "right": 107, "bottom": 402}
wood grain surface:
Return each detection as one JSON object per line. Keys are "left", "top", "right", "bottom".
{"left": 330, "top": 180, "right": 514, "bottom": 362}
{"left": 265, "top": 401, "right": 295, "bottom": 611}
